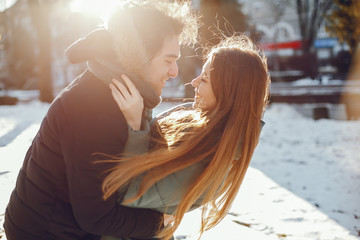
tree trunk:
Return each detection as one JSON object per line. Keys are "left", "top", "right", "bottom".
{"left": 199, "top": 0, "right": 248, "bottom": 47}
{"left": 296, "top": 0, "right": 333, "bottom": 54}
{"left": 28, "top": 0, "right": 53, "bottom": 103}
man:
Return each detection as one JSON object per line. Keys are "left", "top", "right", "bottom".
{"left": 4, "top": 1, "right": 198, "bottom": 239}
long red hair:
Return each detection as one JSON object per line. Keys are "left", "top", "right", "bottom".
{"left": 102, "top": 34, "right": 270, "bottom": 239}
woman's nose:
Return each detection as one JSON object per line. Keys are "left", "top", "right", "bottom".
{"left": 191, "top": 76, "right": 200, "bottom": 87}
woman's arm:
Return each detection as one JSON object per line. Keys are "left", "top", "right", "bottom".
{"left": 123, "top": 159, "right": 208, "bottom": 214}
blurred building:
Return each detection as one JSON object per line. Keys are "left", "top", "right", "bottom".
{"left": 207, "top": 0, "right": 349, "bottom": 82}
{"left": 0, "top": 0, "right": 353, "bottom": 97}
{"left": 240, "top": 0, "right": 346, "bottom": 81}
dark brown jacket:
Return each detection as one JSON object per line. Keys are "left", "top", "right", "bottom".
{"left": 4, "top": 70, "right": 162, "bottom": 240}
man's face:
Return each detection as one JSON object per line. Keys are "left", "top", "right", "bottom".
{"left": 143, "top": 35, "right": 180, "bottom": 96}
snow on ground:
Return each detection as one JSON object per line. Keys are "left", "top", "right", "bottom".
{"left": 243, "top": 104, "right": 360, "bottom": 239}
{"left": 0, "top": 93, "right": 359, "bottom": 240}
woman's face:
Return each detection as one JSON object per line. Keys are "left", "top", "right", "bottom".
{"left": 191, "top": 58, "right": 216, "bottom": 110}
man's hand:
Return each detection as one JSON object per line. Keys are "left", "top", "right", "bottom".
{"left": 110, "top": 75, "right": 144, "bottom": 130}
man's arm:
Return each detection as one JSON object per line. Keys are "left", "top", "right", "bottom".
{"left": 49, "top": 88, "right": 163, "bottom": 238}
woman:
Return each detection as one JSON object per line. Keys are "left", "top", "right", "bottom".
{"left": 103, "top": 34, "right": 270, "bottom": 240}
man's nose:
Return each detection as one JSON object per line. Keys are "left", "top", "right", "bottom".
{"left": 168, "top": 62, "right": 178, "bottom": 78}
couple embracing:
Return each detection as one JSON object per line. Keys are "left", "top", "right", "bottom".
{"left": 4, "top": 1, "right": 270, "bottom": 240}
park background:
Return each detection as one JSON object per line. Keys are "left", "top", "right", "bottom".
{"left": 0, "top": 0, "right": 360, "bottom": 239}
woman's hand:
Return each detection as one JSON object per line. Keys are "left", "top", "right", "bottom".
{"left": 110, "top": 74, "right": 144, "bottom": 131}
{"left": 163, "top": 213, "right": 175, "bottom": 227}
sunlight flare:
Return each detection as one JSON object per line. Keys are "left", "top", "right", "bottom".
{"left": 70, "top": 0, "right": 118, "bottom": 23}
{"left": 0, "top": 0, "right": 17, "bottom": 12}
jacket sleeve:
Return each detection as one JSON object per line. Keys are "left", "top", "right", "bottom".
{"left": 121, "top": 107, "right": 207, "bottom": 214}
{"left": 122, "top": 119, "right": 150, "bottom": 156}
{"left": 51, "top": 82, "right": 163, "bottom": 239}
{"left": 120, "top": 103, "right": 206, "bottom": 215}
{"left": 123, "top": 160, "right": 207, "bottom": 215}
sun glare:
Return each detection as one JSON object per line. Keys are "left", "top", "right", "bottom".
{"left": 70, "top": 0, "right": 118, "bottom": 22}
{"left": 0, "top": 0, "right": 17, "bottom": 12}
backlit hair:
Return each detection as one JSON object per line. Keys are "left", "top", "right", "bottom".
{"left": 103, "top": 34, "right": 270, "bottom": 240}
{"left": 106, "top": 0, "right": 199, "bottom": 75}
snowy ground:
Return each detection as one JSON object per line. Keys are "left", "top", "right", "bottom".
{"left": 0, "top": 91, "right": 359, "bottom": 240}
